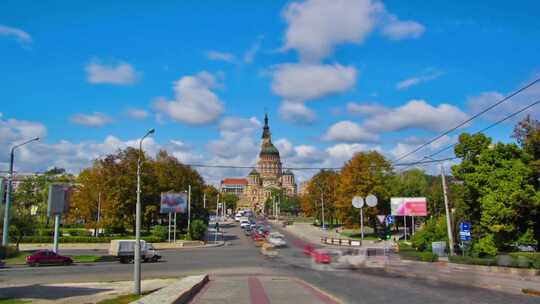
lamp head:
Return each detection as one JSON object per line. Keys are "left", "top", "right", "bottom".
{"left": 148, "top": 128, "right": 155, "bottom": 135}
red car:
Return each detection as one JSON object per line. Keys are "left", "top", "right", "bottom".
{"left": 303, "top": 244, "right": 315, "bottom": 256}
{"left": 312, "top": 250, "right": 334, "bottom": 264}
{"left": 26, "top": 250, "right": 73, "bottom": 267}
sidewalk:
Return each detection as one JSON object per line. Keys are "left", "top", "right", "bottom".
{"left": 0, "top": 278, "right": 176, "bottom": 304}
{"left": 190, "top": 275, "right": 341, "bottom": 304}
{"left": 279, "top": 222, "right": 383, "bottom": 248}
{"left": 18, "top": 240, "right": 222, "bottom": 251}
{"left": 385, "top": 257, "right": 540, "bottom": 296}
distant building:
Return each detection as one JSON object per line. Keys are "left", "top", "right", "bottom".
{"left": 220, "top": 178, "right": 248, "bottom": 196}
{"left": 236, "top": 114, "right": 297, "bottom": 212}
{"left": 298, "top": 181, "right": 309, "bottom": 196}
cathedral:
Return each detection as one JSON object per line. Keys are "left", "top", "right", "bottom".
{"left": 236, "top": 114, "right": 297, "bottom": 212}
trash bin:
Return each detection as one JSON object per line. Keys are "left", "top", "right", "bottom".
{"left": 432, "top": 241, "right": 447, "bottom": 257}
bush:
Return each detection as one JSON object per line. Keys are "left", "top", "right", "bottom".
{"left": 0, "top": 245, "right": 18, "bottom": 259}
{"left": 449, "top": 255, "right": 497, "bottom": 266}
{"left": 411, "top": 216, "right": 447, "bottom": 252}
{"left": 151, "top": 225, "right": 168, "bottom": 241}
{"left": 472, "top": 235, "right": 498, "bottom": 257}
{"left": 420, "top": 252, "right": 439, "bottom": 262}
{"left": 509, "top": 252, "right": 540, "bottom": 269}
{"left": 189, "top": 219, "right": 208, "bottom": 241}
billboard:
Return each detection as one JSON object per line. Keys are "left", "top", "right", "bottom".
{"left": 47, "top": 184, "right": 72, "bottom": 216}
{"left": 160, "top": 192, "right": 187, "bottom": 214}
{"left": 391, "top": 197, "right": 427, "bottom": 216}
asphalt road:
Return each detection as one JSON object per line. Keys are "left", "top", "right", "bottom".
{"left": 1, "top": 222, "right": 539, "bottom": 304}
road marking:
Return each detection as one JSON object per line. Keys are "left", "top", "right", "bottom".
{"left": 295, "top": 278, "right": 341, "bottom": 304}
{"left": 248, "top": 276, "right": 270, "bottom": 304}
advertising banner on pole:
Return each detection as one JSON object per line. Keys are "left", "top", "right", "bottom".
{"left": 390, "top": 197, "right": 428, "bottom": 216}
{"left": 47, "top": 184, "right": 72, "bottom": 216}
{"left": 160, "top": 192, "right": 187, "bottom": 214}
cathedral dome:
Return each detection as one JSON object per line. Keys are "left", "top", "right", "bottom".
{"left": 260, "top": 143, "right": 280, "bottom": 156}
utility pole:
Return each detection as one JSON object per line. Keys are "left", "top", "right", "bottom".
{"left": 134, "top": 128, "right": 154, "bottom": 295}
{"left": 2, "top": 137, "right": 39, "bottom": 246}
{"left": 203, "top": 192, "right": 206, "bottom": 208}
{"left": 187, "top": 185, "right": 191, "bottom": 231}
{"left": 321, "top": 192, "right": 325, "bottom": 230}
{"left": 440, "top": 163, "right": 455, "bottom": 256}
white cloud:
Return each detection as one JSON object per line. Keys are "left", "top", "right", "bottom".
{"left": 86, "top": 60, "right": 138, "bottom": 85}
{"left": 70, "top": 112, "right": 113, "bottom": 127}
{"left": 466, "top": 78, "right": 540, "bottom": 124}
{"left": 380, "top": 14, "right": 425, "bottom": 40}
{"left": 281, "top": 0, "right": 425, "bottom": 62}
{"left": 326, "top": 143, "right": 370, "bottom": 162}
{"left": 279, "top": 101, "right": 316, "bottom": 124}
{"left": 275, "top": 138, "right": 295, "bottom": 157}
{"left": 346, "top": 102, "right": 386, "bottom": 116}
{"left": 126, "top": 108, "right": 148, "bottom": 120}
{"left": 322, "top": 120, "right": 379, "bottom": 142}
{"left": 207, "top": 51, "right": 236, "bottom": 63}
{"left": 272, "top": 63, "right": 357, "bottom": 102}
{"left": 153, "top": 71, "right": 225, "bottom": 125}
{"left": 363, "top": 99, "right": 469, "bottom": 132}
{"left": 243, "top": 36, "right": 263, "bottom": 64}
{"left": 396, "top": 71, "right": 442, "bottom": 90}
{"left": 282, "top": 0, "right": 379, "bottom": 62}
{"left": 0, "top": 25, "right": 32, "bottom": 45}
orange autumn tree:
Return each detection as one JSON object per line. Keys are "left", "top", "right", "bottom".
{"left": 336, "top": 151, "right": 393, "bottom": 228}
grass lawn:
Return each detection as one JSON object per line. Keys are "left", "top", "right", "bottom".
{"left": 96, "top": 294, "right": 143, "bottom": 304}
{"left": 3, "top": 252, "right": 115, "bottom": 265}
{"left": 0, "top": 299, "right": 31, "bottom": 304}
{"left": 339, "top": 229, "right": 379, "bottom": 240}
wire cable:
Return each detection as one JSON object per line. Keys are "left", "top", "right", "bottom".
{"left": 392, "top": 77, "right": 540, "bottom": 164}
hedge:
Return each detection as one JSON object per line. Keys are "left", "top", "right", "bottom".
{"left": 17, "top": 236, "right": 163, "bottom": 243}
{"left": 449, "top": 255, "right": 497, "bottom": 266}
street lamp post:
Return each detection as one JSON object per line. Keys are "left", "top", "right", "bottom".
{"left": 2, "top": 137, "right": 39, "bottom": 246}
{"left": 134, "top": 128, "right": 154, "bottom": 295}
{"left": 425, "top": 157, "right": 455, "bottom": 256}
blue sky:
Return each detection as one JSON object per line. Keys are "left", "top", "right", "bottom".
{"left": 1, "top": 0, "right": 540, "bottom": 183}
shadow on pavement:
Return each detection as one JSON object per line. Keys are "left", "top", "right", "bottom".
{"left": 0, "top": 284, "right": 112, "bottom": 300}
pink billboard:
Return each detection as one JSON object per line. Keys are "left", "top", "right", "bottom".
{"left": 391, "top": 197, "right": 428, "bottom": 216}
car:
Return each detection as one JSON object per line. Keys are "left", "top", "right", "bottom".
{"left": 26, "top": 250, "right": 73, "bottom": 267}
{"left": 312, "top": 249, "right": 339, "bottom": 264}
{"left": 303, "top": 244, "right": 315, "bottom": 256}
{"left": 267, "top": 232, "right": 287, "bottom": 247}
{"left": 240, "top": 220, "right": 250, "bottom": 229}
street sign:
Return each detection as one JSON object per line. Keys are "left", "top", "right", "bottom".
{"left": 366, "top": 194, "right": 378, "bottom": 207}
{"left": 386, "top": 215, "right": 394, "bottom": 225}
{"left": 459, "top": 222, "right": 471, "bottom": 241}
{"left": 376, "top": 215, "right": 386, "bottom": 224}
{"left": 352, "top": 196, "right": 364, "bottom": 209}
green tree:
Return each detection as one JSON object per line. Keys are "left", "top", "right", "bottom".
{"left": 453, "top": 133, "right": 539, "bottom": 255}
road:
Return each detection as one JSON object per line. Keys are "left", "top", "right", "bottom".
{"left": 1, "top": 222, "right": 538, "bottom": 303}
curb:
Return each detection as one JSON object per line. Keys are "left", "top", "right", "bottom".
{"left": 130, "top": 274, "right": 209, "bottom": 304}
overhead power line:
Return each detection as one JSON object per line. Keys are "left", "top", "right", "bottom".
{"left": 392, "top": 76, "right": 540, "bottom": 164}
{"left": 425, "top": 98, "right": 540, "bottom": 160}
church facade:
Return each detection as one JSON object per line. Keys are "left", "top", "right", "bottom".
{"left": 236, "top": 114, "right": 297, "bottom": 212}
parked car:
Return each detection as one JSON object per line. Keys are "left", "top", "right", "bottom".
{"left": 267, "top": 232, "right": 287, "bottom": 247}
{"left": 26, "top": 250, "right": 73, "bottom": 267}
{"left": 109, "top": 240, "right": 161, "bottom": 263}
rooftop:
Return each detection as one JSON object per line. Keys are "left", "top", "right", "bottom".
{"left": 221, "top": 178, "right": 248, "bottom": 185}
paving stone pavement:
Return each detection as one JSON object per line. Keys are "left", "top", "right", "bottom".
{"left": 189, "top": 275, "right": 341, "bottom": 304}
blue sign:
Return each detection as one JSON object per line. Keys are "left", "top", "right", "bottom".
{"left": 459, "top": 222, "right": 471, "bottom": 241}
{"left": 386, "top": 215, "right": 395, "bottom": 225}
